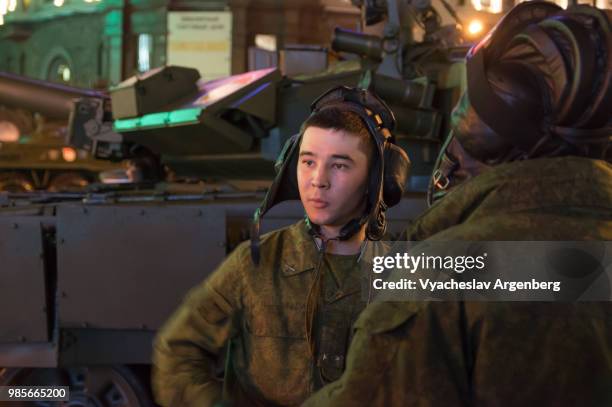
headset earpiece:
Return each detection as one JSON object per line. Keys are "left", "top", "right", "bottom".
{"left": 383, "top": 144, "right": 411, "bottom": 207}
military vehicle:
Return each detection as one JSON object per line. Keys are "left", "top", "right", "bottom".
{"left": 0, "top": 0, "right": 468, "bottom": 404}
{"left": 0, "top": 73, "right": 122, "bottom": 193}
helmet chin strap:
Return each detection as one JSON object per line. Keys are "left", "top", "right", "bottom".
{"left": 304, "top": 213, "right": 369, "bottom": 244}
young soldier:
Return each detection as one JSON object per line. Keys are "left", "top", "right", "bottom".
{"left": 304, "top": 3, "right": 612, "bottom": 406}
{"left": 151, "top": 86, "right": 410, "bottom": 406}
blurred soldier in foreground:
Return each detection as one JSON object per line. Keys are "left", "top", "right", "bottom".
{"left": 151, "top": 87, "right": 409, "bottom": 406}
{"left": 303, "top": 2, "right": 612, "bottom": 406}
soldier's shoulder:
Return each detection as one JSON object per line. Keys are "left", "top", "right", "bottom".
{"left": 259, "top": 220, "right": 307, "bottom": 245}
{"left": 254, "top": 220, "right": 310, "bottom": 258}
{"left": 228, "top": 220, "right": 308, "bottom": 266}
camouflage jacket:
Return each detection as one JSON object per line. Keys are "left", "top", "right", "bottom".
{"left": 152, "top": 220, "right": 367, "bottom": 407}
{"left": 303, "top": 157, "right": 612, "bottom": 407}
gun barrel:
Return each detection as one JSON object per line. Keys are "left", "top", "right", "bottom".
{"left": 332, "top": 28, "right": 383, "bottom": 60}
{"left": 0, "top": 72, "right": 106, "bottom": 119}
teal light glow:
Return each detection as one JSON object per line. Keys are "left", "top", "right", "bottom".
{"left": 113, "top": 108, "right": 202, "bottom": 132}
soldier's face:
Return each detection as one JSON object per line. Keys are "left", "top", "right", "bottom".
{"left": 297, "top": 126, "right": 370, "bottom": 229}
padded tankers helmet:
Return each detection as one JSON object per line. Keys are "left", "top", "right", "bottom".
{"left": 429, "top": 1, "right": 612, "bottom": 205}
{"left": 251, "top": 86, "right": 410, "bottom": 264}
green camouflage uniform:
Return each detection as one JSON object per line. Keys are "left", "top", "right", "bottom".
{"left": 152, "top": 220, "right": 367, "bottom": 407}
{"left": 303, "top": 157, "right": 612, "bottom": 407}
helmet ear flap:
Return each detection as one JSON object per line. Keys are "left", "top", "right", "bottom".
{"left": 274, "top": 133, "right": 300, "bottom": 174}
{"left": 275, "top": 135, "right": 301, "bottom": 202}
{"left": 382, "top": 143, "right": 410, "bottom": 207}
{"left": 261, "top": 133, "right": 301, "bottom": 215}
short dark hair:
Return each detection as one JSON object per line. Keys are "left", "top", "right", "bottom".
{"left": 301, "top": 107, "right": 375, "bottom": 161}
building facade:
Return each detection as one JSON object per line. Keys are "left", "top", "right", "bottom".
{"left": 0, "top": 0, "right": 362, "bottom": 87}
{"left": 0, "top": 0, "right": 609, "bottom": 88}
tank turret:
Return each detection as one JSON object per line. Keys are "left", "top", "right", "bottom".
{"left": 0, "top": 72, "right": 122, "bottom": 191}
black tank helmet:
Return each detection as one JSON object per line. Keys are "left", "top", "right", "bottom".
{"left": 251, "top": 86, "right": 411, "bottom": 264}
{"left": 429, "top": 1, "right": 612, "bottom": 205}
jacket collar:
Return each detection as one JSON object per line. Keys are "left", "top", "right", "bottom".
{"left": 278, "top": 220, "right": 369, "bottom": 288}
{"left": 280, "top": 220, "right": 320, "bottom": 276}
